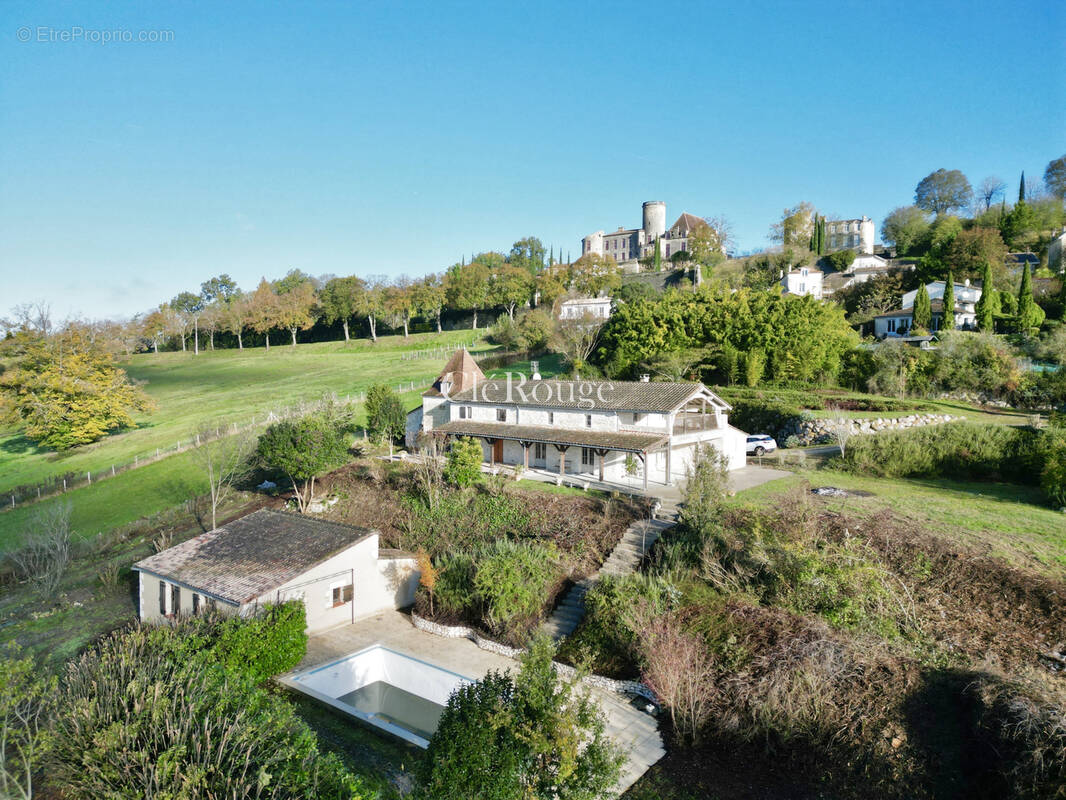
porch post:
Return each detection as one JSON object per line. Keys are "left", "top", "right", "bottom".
{"left": 595, "top": 448, "right": 610, "bottom": 482}
{"left": 639, "top": 450, "right": 648, "bottom": 491}
{"left": 665, "top": 442, "right": 672, "bottom": 485}
{"left": 521, "top": 441, "right": 530, "bottom": 469}
{"left": 487, "top": 438, "right": 496, "bottom": 466}
{"left": 554, "top": 444, "right": 569, "bottom": 477}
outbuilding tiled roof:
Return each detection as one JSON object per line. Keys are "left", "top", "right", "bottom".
{"left": 433, "top": 420, "right": 669, "bottom": 452}
{"left": 446, "top": 379, "right": 722, "bottom": 413}
{"left": 133, "top": 509, "right": 376, "bottom": 605}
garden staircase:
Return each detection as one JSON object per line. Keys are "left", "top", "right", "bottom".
{"left": 540, "top": 503, "right": 680, "bottom": 641}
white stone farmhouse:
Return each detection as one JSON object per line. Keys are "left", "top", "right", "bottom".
{"left": 406, "top": 349, "right": 748, "bottom": 489}
{"left": 133, "top": 509, "right": 419, "bottom": 633}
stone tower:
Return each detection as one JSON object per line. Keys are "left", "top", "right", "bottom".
{"left": 642, "top": 201, "right": 666, "bottom": 241}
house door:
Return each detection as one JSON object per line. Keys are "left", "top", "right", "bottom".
{"left": 493, "top": 439, "right": 504, "bottom": 463}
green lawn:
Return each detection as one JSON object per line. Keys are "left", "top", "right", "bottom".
{"left": 0, "top": 330, "right": 493, "bottom": 496}
{"left": 731, "top": 467, "right": 1066, "bottom": 576}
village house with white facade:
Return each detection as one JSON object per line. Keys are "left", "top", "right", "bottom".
{"left": 873, "top": 279, "right": 982, "bottom": 338}
{"left": 557, "top": 295, "right": 613, "bottom": 321}
{"left": 406, "top": 349, "right": 748, "bottom": 490}
{"left": 779, "top": 265, "right": 824, "bottom": 298}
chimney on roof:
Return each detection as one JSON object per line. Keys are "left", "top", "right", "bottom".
{"left": 964, "top": 278, "right": 971, "bottom": 287}
{"left": 640, "top": 374, "right": 650, "bottom": 382}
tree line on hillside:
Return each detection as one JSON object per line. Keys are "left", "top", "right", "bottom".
{"left": 0, "top": 237, "right": 638, "bottom": 356}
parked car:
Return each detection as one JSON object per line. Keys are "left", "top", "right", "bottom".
{"left": 745, "top": 434, "right": 778, "bottom": 456}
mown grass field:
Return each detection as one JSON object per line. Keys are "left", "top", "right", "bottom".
{"left": 0, "top": 330, "right": 491, "bottom": 495}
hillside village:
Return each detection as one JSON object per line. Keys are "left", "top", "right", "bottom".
{"left": 2, "top": 4, "right": 1066, "bottom": 799}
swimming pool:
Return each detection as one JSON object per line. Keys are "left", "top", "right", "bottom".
{"left": 283, "top": 645, "right": 473, "bottom": 747}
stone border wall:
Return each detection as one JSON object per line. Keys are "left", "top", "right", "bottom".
{"left": 412, "top": 613, "right": 657, "bottom": 703}
{"left": 780, "top": 413, "right": 958, "bottom": 446}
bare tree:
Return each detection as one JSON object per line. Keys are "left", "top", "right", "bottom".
{"left": 625, "top": 603, "right": 716, "bottom": 742}
{"left": 412, "top": 432, "right": 445, "bottom": 511}
{"left": 549, "top": 313, "right": 604, "bottom": 373}
{"left": 702, "top": 215, "right": 735, "bottom": 254}
{"left": 191, "top": 423, "right": 254, "bottom": 530}
{"left": 978, "top": 176, "right": 1006, "bottom": 211}
{"left": 9, "top": 502, "right": 72, "bottom": 595}
{"left": 827, "top": 411, "right": 853, "bottom": 457}
{"left": 8, "top": 301, "right": 52, "bottom": 336}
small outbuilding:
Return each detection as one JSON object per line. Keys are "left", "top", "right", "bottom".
{"left": 133, "top": 509, "right": 419, "bottom": 634}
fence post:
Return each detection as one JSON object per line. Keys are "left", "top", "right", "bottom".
{"left": 134, "top": 455, "right": 138, "bottom": 466}
{"left": 112, "top": 464, "right": 116, "bottom": 476}
{"left": 37, "top": 487, "right": 41, "bottom": 499}
{"left": 10, "top": 495, "right": 13, "bottom": 509}
{"left": 63, "top": 479, "right": 66, "bottom": 491}
{"left": 87, "top": 471, "right": 91, "bottom": 485}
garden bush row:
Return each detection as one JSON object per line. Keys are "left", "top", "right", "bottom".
{"left": 838, "top": 421, "right": 1066, "bottom": 505}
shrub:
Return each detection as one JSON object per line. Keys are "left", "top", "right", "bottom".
{"left": 516, "top": 309, "right": 553, "bottom": 352}
{"left": 444, "top": 436, "right": 483, "bottom": 487}
{"left": 46, "top": 624, "right": 367, "bottom": 799}
{"left": 1, "top": 646, "right": 54, "bottom": 800}
{"left": 728, "top": 399, "right": 805, "bottom": 439}
{"left": 574, "top": 574, "right": 677, "bottom": 675}
{"left": 1040, "top": 433, "right": 1066, "bottom": 507}
{"left": 364, "top": 383, "right": 406, "bottom": 444}
{"left": 433, "top": 551, "right": 477, "bottom": 617}
{"left": 473, "top": 539, "right": 560, "bottom": 637}
{"left": 257, "top": 415, "right": 351, "bottom": 512}
{"left": 211, "top": 601, "right": 308, "bottom": 684}
{"left": 421, "top": 636, "right": 622, "bottom": 800}
{"left": 839, "top": 421, "right": 1045, "bottom": 485}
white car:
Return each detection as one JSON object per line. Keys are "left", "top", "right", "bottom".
{"left": 745, "top": 435, "right": 778, "bottom": 456}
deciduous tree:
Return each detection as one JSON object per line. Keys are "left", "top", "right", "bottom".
{"left": 272, "top": 271, "right": 318, "bottom": 346}
{"left": 568, "top": 253, "right": 621, "bottom": 297}
{"left": 364, "top": 383, "right": 405, "bottom": 444}
{"left": 914, "top": 169, "right": 972, "bottom": 215}
{"left": 881, "top": 206, "right": 930, "bottom": 255}
{"left": 489, "top": 265, "right": 534, "bottom": 320}
{"left": 318, "top": 276, "right": 366, "bottom": 342}
{"left": 256, "top": 415, "right": 350, "bottom": 512}
{"left": 445, "top": 262, "right": 491, "bottom": 329}
{"left": 1045, "top": 154, "right": 1066, "bottom": 201}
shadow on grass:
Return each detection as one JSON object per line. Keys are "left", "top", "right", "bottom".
{"left": 902, "top": 668, "right": 1006, "bottom": 800}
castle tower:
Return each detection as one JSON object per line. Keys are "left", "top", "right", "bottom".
{"left": 642, "top": 201, "right": 666, "bottom": 241}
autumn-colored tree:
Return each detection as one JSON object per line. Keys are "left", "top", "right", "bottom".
{"left": 272, "top": 271, "right": 318, "bottom": 346}
{"left": 0, "top": 329, "right": 154, "bottom": 450}
{"left": 534, "top": 265, "right": 569, "bottom": 308}
{"left": 248, "top": 278, "right": 280, "bottom": 349}
{"left": 568, "top": 253, "right": 621, "bottom": 297}
{"left": 416, "top": 551, "right": 438, "bottom": 615}
{"left": 943, "top": 227, "right": 1008, "bottom": 283}
{"left": 383, "top": 277, "right": 415, "bottom": 336}
{"left": 221, "top": 291, "right": 253, "bottom": 349}
{"left": 770, "top": 202, "right": 816, "bottom": 247}
{"left": 171, "top": 291, "right": 205, "bottom": 354}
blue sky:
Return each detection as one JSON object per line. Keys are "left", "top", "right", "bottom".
{"left": 2, "top": 0, "right": 1063, "bottom": 319}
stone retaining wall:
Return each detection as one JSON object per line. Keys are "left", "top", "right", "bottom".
{"left": 780, "top": 413, "right": 958, "bottom": 446}
{"left": 411, "top": 613, "right": 657, "bottom": 703}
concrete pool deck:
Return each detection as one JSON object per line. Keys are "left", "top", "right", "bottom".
{"left": 292, "top": 610, "right": 665, "bottom": 796}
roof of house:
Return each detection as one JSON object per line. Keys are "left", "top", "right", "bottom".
{"left": 1007, "top": 252, "right": 1039, "bottom": 265}
{"left": 446, "top": 379, "right": 727, "bottom": 413}
{"left": 133, "top": 509, "right": 376, "bottom": 605}
{"left": 874, "top": 299, "right": 950, "bottom": 319}
{"left": 423, "top": 347, "right": 486, "bottom": 398}
{"left": 560, "top": 296, "right": 612, "bottom": 306}
{"left": 669, "top": 212, "right": 705, "bottom": 234}
{"left": 433, "top": 420, "right": 670, "bottom": 453}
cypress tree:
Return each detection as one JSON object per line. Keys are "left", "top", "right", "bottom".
{"left": 654, "top": 236, "right": 662, "bottom": 271}
{"left": 549, "top": 245, "right": 554, "bottom": 266}
{"left": 942, "top": 273, "right": 955, "bottom": 331}
{"left": 1017, "top": 262, "right": 1042, "bottom": 333}
{"left": 912, "top": 282, "right": 932, "bottom": 331}
{"left": 974, "top": 261, "right": 998, "bottom": 331}
{"left": 819, "top": 217, "right": 827, "bottom": 255}
{"left": 1019, "top": 171, "right": 1026, "bottom": 203}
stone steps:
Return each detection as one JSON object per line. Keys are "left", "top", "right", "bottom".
{"left": 540, "top": 514, "right": 676, "bottom": 642}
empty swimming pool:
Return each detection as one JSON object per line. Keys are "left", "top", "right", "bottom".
{"left": 283, "top": 645, "right": 473, "bottom": 747}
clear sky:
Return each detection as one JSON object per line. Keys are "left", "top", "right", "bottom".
{"left": 2, "top": 0, "right": 1064, "bottom": 320}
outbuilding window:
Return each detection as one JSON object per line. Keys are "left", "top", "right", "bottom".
{"left": 331, "top": 582, "right": 354, "bottom": 608}
{"left": 171, "top": 585, "right": 180, "bottom": 616}
{"left": 192, "top": 593, "right": 200, "bottom": 615}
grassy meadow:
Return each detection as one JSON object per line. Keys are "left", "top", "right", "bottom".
{"left": 0, "top": 330, "right": 498, "bottom": 546}
{"left": 0, "top": 330, "right": 490, "bottom": 495}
